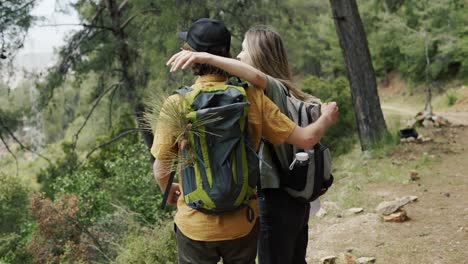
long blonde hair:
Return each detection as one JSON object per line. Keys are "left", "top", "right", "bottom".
{"left": 245, "top": 26, "right": 316, "bottom": 102}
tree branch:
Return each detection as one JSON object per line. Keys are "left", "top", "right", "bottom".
{"left": 108, "top": 85, "right": 118, "bottom": 129}
{"left": 71, "top": 82, "right": 121, "bottom": 150}
{"left": 39, "top": 6, "right": 108, "bottom": 107}
{"left": 7, "top": 0, "right": 36, "bottom": 14}
{"left": 85, "top": 128, "right": 139, "bottom": 159}
{"left": 0, "top": 119, "right": 51, "bottom": 164}
{"left": 118, "top": 0, "right": 129, "bottom": 12}
{"left": 120, "top": 7, "right": 161, "bottom": 30}
{"left": 0, "top": 132, "right": 19, "bottom": 177}
{"left": 40, "top": 28, "right": 101, "bottom": 107}
{"left": 36, "top": 23, "right": 114, "bottom": 31}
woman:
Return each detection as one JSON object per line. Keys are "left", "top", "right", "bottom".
{"left": 168, "top": 25, "right": 330, "bottom": 264}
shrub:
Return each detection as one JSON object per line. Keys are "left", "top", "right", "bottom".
{"left": 38, "top": 139, "right": 171, "bottom": 224}
{"left": 92, "top": 140, "right": 170, "bottom": 222}
{"left": 26, "top": 193, "right": 101, "bottom": 263}
{"left": 0, "top": 176, "right": 30, "bottom": 234}
{"left": 0, "top": 109, "right": 22, "bottom": 138}
{"left": 0, "top": 231, "right": 32, "bottom": 264}
{"left": 113, "top": 219, "right": 177, "bottom": 264}
{"left": 37, "top": 142, "right": 79, "bottom": 198}
{"left": 0, "top": 175, "right": 32, "bottom": 263}
{"left": 33, "top": 136, "right": 175, "bottom": 262}
{"left": 446, "top": 90, "right": 458, "bottom": 106}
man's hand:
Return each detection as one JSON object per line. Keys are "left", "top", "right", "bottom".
{"left": 154, "top": 160, "right": 180, "bottom": 206}
{"left": 166, "top": 50, "right": 211, "bottom": 72}
{"left": 167, "top": 183, "right": 181, "bottom": 206}
{"left": 320, "top": 102, "right": 339, "bottom": 126}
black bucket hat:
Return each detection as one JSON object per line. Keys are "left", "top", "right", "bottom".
{"left": 178, "top": 18, "right": 231, "bottom": 52}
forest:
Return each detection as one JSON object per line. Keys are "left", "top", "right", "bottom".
{"left": 0, "top": 0, "right": 467, "bottom": 263}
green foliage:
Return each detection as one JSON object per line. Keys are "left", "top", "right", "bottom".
{"left": 113, "top": 219, "right": 177, "bottom": 264}
{"left": 301, "top": 75, "right": 357, "bottom": 155}
{"left": 0, "top": 80, "right": 33, "bottom": 114}
{"left": 0, "top": 108, "right": 21, "bottom": 138}
{"left": 87, "top": 139, "right": 169, "bottom": 222}
{"left": 362, "top": 0, "right": 468, "bottom": 82}
{"left": 0, "top": 175, "right": 32, "bottom": 263}
{"left": 446, "top": 89, "right": 458, "bottom": 106}
{"left": 0, "top": 230, "right": 33, "bottom": 264}
{"left": 367, "top": 130, "right": 401, "bottom": 157}
{"left": 37, "top": 142, "right": 79, "bottom": 198}
{"left": 0, "top": 82, "right": 25, "bottom": 135}
{"left": 0, "top": 0, "right": 36, "bottom": 68}
{"left": 3, "top": 0, "right": 467, "bottom": 261}
{"left": 38, "top": 139, "right": 169, "bottom": 224}
{"left": 41, "top": 76, "right": 107, "bottom": 144}
{"left": 25, "top": 192, "right": 175, "bottom": 264}
{"left": 0, "top": 175, "right": 30, "bottom": 235}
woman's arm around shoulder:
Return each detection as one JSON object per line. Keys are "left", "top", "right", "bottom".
{"left": 167, "top": 50, "right": 267, "bottom": 89}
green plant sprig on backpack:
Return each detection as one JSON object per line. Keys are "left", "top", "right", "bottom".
{"left": 143, "top": 91, "right": 222, "bottom": 169}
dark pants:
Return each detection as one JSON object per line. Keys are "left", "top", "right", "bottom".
{"left": 175, "top": 221, "right": 259, "bottom": 264}
{"left": 257, "top": 189, "right": 310, "bottom": 264}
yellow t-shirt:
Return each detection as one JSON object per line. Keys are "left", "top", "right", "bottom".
{"left": 151, "top": 74, "right": 295, "bottom": 241}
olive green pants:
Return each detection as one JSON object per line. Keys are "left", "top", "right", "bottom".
{"left": 175, "top": 221, "right": 259, "bottom": 264}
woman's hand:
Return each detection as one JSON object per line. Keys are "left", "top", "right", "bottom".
{"left": 320, "top": 102, "right": 339, "bottom": 126}
{"left": 166, "top": 50, "right": 211, "bottom": 72}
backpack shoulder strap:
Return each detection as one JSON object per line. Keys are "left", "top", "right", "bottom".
{"left": 160, "top": 170, "right": 176, "bottom": 210}
{"left": 226, "top": 76, "right": 249, "bottom": 89}
{"left": 173, "top": 86, "right": 193, "bottom": 96}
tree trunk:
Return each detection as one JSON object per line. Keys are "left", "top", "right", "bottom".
{"left": 329, "top": 0, "right": 387, "bottom": 150}
{"left": 104, "top": 0, "right": 154, "bottom": 162}
{"left": 423, "top": 31, "right": 433, "bottom": 117}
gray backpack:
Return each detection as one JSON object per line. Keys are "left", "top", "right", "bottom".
{"left": 281, "top": 91, "right": 333, "bottom": 202}
{"left": 260, "top": 82, "right": 333, "bottom": 202}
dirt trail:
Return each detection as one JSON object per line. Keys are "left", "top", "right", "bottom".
{"left": 306, "top": 106, "right": 468, "bottom": 263}
{"left": 382, "top": 104, "right": 468, "bottom": 126}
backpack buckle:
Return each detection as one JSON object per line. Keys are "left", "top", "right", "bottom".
{"left": 188, "top": 200, "right": 203, "bottom": 209}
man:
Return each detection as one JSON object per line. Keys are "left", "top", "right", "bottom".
{"left": 152, "top": 18, "right": 338, "bottom": 264}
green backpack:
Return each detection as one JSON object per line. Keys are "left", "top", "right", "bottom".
{"left": 163, "top": 83, "right": 259, "bottom": 215}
